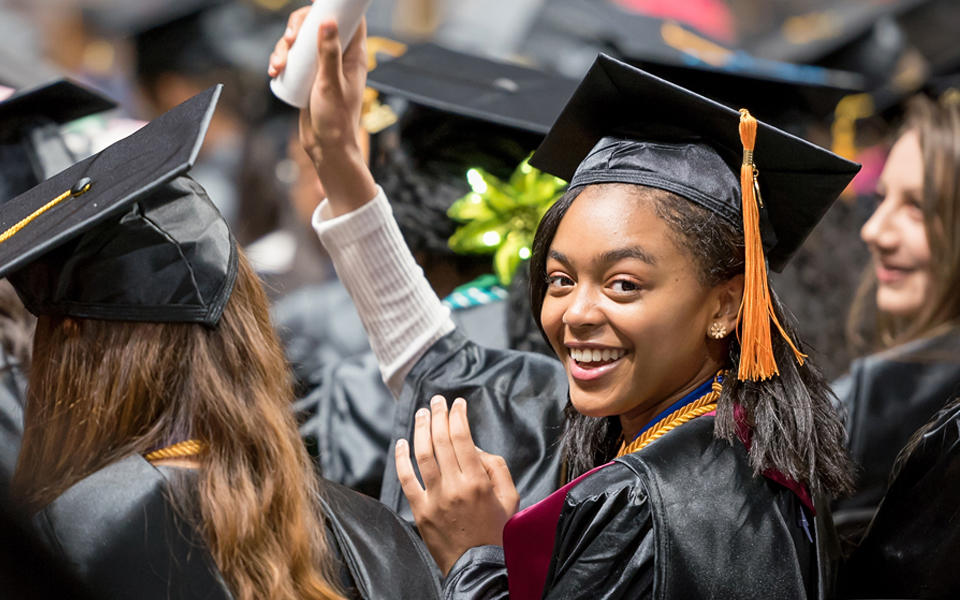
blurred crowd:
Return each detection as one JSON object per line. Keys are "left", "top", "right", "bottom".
{"left": 0, "top": 0, "right": 959, "bottom": 598}
{"left": 3, "top": 0, "right": 957, "bottom": 375}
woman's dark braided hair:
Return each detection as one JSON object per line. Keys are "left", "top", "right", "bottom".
{"left": 530, "top": 183, "right": 854, "bottom": 498}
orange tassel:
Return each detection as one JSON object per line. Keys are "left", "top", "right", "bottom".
{"left": 736, "top": 109, "right": 806, "bottom": 381}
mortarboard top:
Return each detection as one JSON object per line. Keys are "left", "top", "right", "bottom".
{"left": 84, "top": 0, "right": 287, "bottom": 80}
{"left": 0, "top": 85, "right": 237, "bottom": 326}
{"left": 0, "top": 79, "right": 116, "bottom": 131}
{"left": 367, "top": 42, "right": 579, "bottom": 136}
{"left": 529, "top": 54, "right": 861, "bottom": 273}
{"left": 520, "top": 0, "right": 865, "bottom": 121}
{"left": 0, "top": 79, "right": 117, "bottom": 202}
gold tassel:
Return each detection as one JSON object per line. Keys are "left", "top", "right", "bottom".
{"left": 736, "top": 109, "right": 806, "bottom": 381}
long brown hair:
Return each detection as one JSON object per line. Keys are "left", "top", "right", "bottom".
{"left": 848, "top": 93, "right": 960, "bottom": 353}
{"left": 13, "top": 252, "right": 344, "bottom": 600}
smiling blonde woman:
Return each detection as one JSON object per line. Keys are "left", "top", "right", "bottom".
{"left": 834, "top": 93, "right": 960, "bottom": 542}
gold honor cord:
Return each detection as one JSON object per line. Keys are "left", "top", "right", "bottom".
{"left": 144, "top": 439, "right": 208, "bottom": 463}
{"left": 0, "top": 178, "right": 93, "bottom": 245}
{"left": 616, "top": 374, "right": 723, "bottom": 458}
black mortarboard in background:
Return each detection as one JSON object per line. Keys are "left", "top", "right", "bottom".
{"left": 530, "top": 54, "right": 861, "bottom": 272}
{"left": 0, "top": 85, "right": 237, "bottom": 326}
{"left": 367, "top": 42, "right": 578, "bottom": 181}
{"left": 519, "top": 0, "right": 865, "bottom": 123}
{"left": 83, "top": 0, "right": 287, "bottom": 83}
{"left": 368, "top": 42, "right": 579, "bottom": 136}
{"left": 0, "top": 80, "right": 116, "bottom": 203}
{"left": 364, "top": 42, "right": 578, "bottom": 255}
{"left": 745, "top": 0, "right": 960, "bottom": 109}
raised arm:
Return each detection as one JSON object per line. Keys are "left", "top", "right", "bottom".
{"left": 269, "top": 11, "right": 453, "bottom": 393}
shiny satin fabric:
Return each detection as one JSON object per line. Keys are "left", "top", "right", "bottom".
{"left": 0, "top": 349, "right": 25, "bottom": 506}
{"left": 832, "top": 330, "right": 960, "bottom": 538}
{"left": 278, "top": 281, "right": 521, "bottom": 501}
{"left": 838, "top": 399, "right": 960, "bottom": 599}
{"left": 380, "top": 330, "right": 567, "bottom": 522}
{"left": 444, "top": 416, "right": 819, "bottom": 599}
{"left": 11, "top": 175, "right": 237, "bottom": 326}
{"left": 33, "top": 454, "right": 441, "bottom": 599}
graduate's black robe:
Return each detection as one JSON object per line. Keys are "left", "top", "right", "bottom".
{"left": 274, "top": 282, "right": 554, "bottom": 507}
{"left": 832, "top": 330, "right": 960, "bottom": 538}
{"left": 32, "top": 454, "right": 441, "bottom": 599}
{"left": 838, "top": 398, "right": 960, "bottom": 599}
{"left": 386, "top": 332, "right": 827, "bottom": 599}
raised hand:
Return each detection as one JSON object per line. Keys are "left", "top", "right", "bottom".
{"left": 268, "top": 6, "right": 377, "bottom": 216}
{"left": 396, "top": 396, "right": 519, "bottom": 575}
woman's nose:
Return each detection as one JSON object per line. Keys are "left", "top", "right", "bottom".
{"left": 562, "top": 285, "right": 604, "bottom": 330}
{"left": 861, "top": 196, "right": 898, "bottom": 251}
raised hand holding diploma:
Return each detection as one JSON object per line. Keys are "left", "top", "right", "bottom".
{"left": 268, "top": 6, "right": 377, "bottom": 216}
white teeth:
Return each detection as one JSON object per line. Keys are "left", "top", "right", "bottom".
{"left": 568, "top": 348, "right": 627, "bottom": 364}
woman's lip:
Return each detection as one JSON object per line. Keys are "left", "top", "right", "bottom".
{"left": 876, "top": 264, "right": 914, "bottom": 284}
{"left": 568, "top": 355, "right": 624, "bottom": 381}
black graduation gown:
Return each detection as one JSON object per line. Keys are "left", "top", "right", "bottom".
{"left": 32, "top": 454, "right": 441, "bottom": 599}
{"left": 274, "top": 281, "right": 535, "bottom": 502}
{"left": 384, "top": 332, "right": 825, "bottom": 598}
{"left": 379, "top": 331, "right": 567, "bottom": 522}
{"left": 442, "top": 415, "right": 822, "bottom": 600}
{"left": 831, "top": 330, "right": 960, "bottom": 537}
{"left": 0, "top": 349, "right": 26, "bottom": 504}
{"left": 837, "top": 399, "right": 960, "bottom": 599}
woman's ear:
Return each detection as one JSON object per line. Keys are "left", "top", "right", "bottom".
{"left": 707, "top": 274, "right": 744, "bottom": 340}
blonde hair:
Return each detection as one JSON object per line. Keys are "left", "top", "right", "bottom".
{"left": 848, "top": 93, "right": 960, "bottom": 353}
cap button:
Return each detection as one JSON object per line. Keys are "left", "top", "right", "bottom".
{"left": 70, "top": 177, "right": 93, "bottom": 197}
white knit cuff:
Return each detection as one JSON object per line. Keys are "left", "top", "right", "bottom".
{"left": 312, "top": 189, "right": 455, "bottom": 394}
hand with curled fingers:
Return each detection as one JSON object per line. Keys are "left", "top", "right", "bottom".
{"left": 395, "top": 395, "right": 520, "bottom": 575}
{"left": 267, "top": 4, "right": 377, "bottom": 216}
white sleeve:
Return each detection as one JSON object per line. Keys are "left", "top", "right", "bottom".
{"left": 311, "top": 187, "right": 455, "bottom": 396}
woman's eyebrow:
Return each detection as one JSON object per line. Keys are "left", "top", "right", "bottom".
{"left": 599, "top": 246, "right": 657, "bottom": 266}
{"left": 548, "top": 249, "right": 572, "bottom": 268}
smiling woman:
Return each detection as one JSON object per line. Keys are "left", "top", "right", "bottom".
{"left": 834, "top": 94, "right": 960, "bottom": 543}
{"left": 272, "top": 10, "right": 857, "bottom": 599}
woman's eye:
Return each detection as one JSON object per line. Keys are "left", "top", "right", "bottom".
{"left": 610, "top": 279, "right": 641, "bottom": 293}
{"left": 546, "top": 274, "right": 573, "bottom": 288}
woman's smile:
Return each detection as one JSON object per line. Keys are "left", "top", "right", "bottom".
{"left": 567, "top": 344, "right": 630, "bottom": 381}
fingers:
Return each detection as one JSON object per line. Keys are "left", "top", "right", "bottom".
{"left": 288, "top": 5, "right": 310, "bottom": 37}
{"left": 395, "top": 438, "right": 425, "bottom": 505}
{"left": 268, "top": 6, "right": 311, "bottom": 77}
{"left": 429, "top": 395, "right": 461, "bottom": 477}
{"left": 449, "top": 398, "right": 485, "bottom": 478}
{"left": 342, "top": 17, "right": 368, "bottom": 75}
{"left": 316, "top": 20, "right": 344, "bottom": 94}
{"left": 413, "top": 407, "right": 440, "bottom": 489}
{"left": 478, "top": 451, "right": 519, "bottom": 513}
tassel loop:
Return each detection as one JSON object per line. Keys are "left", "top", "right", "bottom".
{"left": 736, "top": 109, "right": 806, "bottom": 381}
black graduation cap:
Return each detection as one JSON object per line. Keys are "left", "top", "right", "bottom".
{"left": 367, "top": 42, "right": 579, "bottom": 136}
{"left": 530, "top": 54, "right": 861, "bottom": 272}
{"left": 520, "top": 0, "right": 865, "bottom": 121}
{"left": 84, "top": 0, "right": 287, "bottom": 80}
{"left": 530, "top": 54, "right": 861, "bottom": 381}
{"left": 0, "top": 79, "right": 117, "bottom": 203}
{"left": 0, "top": 85, "right": 237, "bottom": 326}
